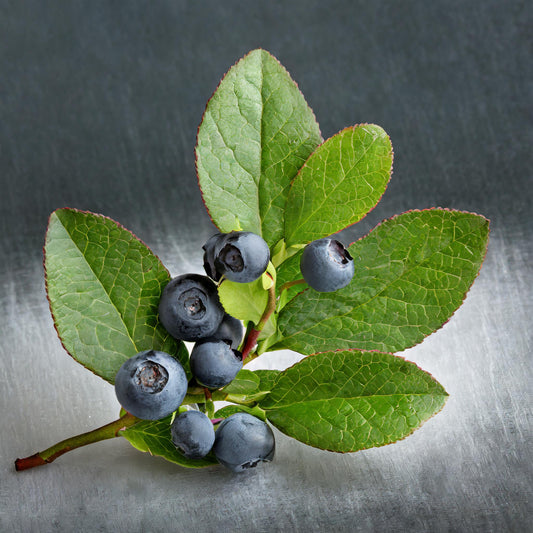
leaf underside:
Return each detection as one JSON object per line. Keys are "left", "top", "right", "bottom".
{"left": 274, "top": 209, "right": 489, "bottom": 355}
{"left": 196, "top": 48, "right": 322, "bottom": 247}
{"left": 44, "top": 208, "right": 187, "bottom": 384}
{"left": 260, "top": 350, "right": 448, "bottom": 452}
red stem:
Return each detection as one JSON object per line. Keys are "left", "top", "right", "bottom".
{"left": 241, "top": 278, "right": 276, "bottom": 363}
{"left": 241, "top": 328, "right": 261, "bottom": 362}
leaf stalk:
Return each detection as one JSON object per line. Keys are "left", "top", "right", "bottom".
{"left": 278, "top": 278, "right": 306, "bottom": 294}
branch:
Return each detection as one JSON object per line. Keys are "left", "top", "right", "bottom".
{"left": 241, "top": 278, "right": 276, "bottom": 362}
{"left": 15, "top": 412, "right": 139, "bottom": 471}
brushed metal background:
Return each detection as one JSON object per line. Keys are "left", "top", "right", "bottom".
{"left": 1, "top": 1, "right": 531, "bottom": 531}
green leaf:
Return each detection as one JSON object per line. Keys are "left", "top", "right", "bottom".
{"left": 218, "top": 262, "right": 276, "bottom": 328}
{"left": 261, "top": 261, "right": 277, "bottom": 290}
{"left": 120, "top": 416, "right": 217, "bottom": 468}
{"left": 254, "top": 369, "right": 281, "bottom": 392}
{"left": 274, "top": 209, "right": 489, "bottom": 354}
{"left": 260, "top": 350, "right": 448, "bottom": 452}
{"left": 222, "top": 369, "right": 281, "bottom": 404}
{"left": 44, "top": 208, "right": 188, "bottom": 383}
{"left": 218, "top": 277, "right": 267, "bottom": 325}
{"left": 222, "top": 369, "right": 260, "bottom": 395}
{"left": 284, "top": 124, "right": 393, "bottom": 246}
{"left": 214, "top": 404, "right": 267, "bottom": 421}
{"left": 275, "top": 249, "right": 307, "bottom": 307}
{"left": 196, "top": 48, "right": 322, "bottom": 246}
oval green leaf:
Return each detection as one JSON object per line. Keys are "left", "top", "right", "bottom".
{"left": 284, "top": 124, "right": 393, "bottom": 246}
{"left": 274, "top": 209, "right": 489, "bottom": 354}
{"left": 222, "top": 369, "right": 260, "bottom": 395}
{"left": 222, "top": 369, "right": 281, "bottom": 404}
{"left": 260, "top": 350, "right": 448, "bottom": 452}
{"left": 214, "top": 404, "right": 267, "bottom": 421}
{"left": 196, "top": 48, "right": 322, "bottom": 246}
{"left": 218, "top": 277, "right": 268, "bottom": 324}
{"left": 44, "top": 208, "right": 187, "bottom": 383}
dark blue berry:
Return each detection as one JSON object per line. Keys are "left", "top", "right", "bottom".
{"left": 212, "top": 313, "right": 244, "bottom": 349}
{"left": 203, "top": 231, "right": 270, "bottom": 283}
{"left": 115, "top": 350, "right": 187, "bottom": 420}
{"left": 202, "top": 232, "right": 223, "bottom": 281}
{"left": 300, "top": 238, "right": 354, "bottom": 292}
{"left": 190, "top": 338, "right": 243, "bottom": 389}
{"left": 213, "top": 413, "right": 275, "bottom": 473}
{"left": 171, "top": 410, "right": 215, "bottom": 459}
{"left": 159, "top": 274, "right": 224, "bottom": 341}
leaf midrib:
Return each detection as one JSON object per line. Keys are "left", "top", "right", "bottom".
{"left": 285, "top": 128, "right": 383, "bottom": 243}
{"left": 279, "top": 213, "right": 483, "bottom": 343}
{"left": 263, "top": 391, "right": 447, "bottom": 411}
{"left": 258, "top": 50, "right": 266, "bottom": 232}
{"left": 54, "top": 213, "right": 139, "bottom": 354}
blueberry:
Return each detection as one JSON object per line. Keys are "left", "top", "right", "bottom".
{"left": 202, "top": 232, "right": 223, "bottom": 280}
{"left": 212, "top": 313, "right": 244, "bottom": 349}
{"left": 171, "top": 410, "right": 215, "bottom": 459}
{"left": 213, "top": 413, "right": 275, "bottom": 472}
{"left": 159, "top": 274, "right": 224, "bottom": 341}
{"left": 203, "top": 231, "right": 270, "bottom": 283}
{"left": 300, "top": 238, "right": 354, "bottom": 292}
{"left": 115, "top": 350, "right": 187, "bottom": 420}
{"left": 190, "top": 338, "right": 243, "bottom": 389}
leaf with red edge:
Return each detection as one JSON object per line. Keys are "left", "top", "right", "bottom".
{"left": 273, "top": 209, "right": 489, "bottom": 355}
{"left": 195, "top": 48, "right": 322, "bottom": 247}
{"left": 284, "top": 124, "right": 393, "bottom": 246}
{"left": 44, "top": 208, "right": 188, "bottom": 384}
{"left": 260, "top": 350, "right": 448, "bottom": 452}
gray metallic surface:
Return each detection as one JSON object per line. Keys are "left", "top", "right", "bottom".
{"left": 1, "top": 1, "right": 531, "bottom": 531}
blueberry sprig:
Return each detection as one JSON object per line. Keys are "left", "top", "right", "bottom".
{"left": 114, "top": 229, "right": 351, "bottom": 469}
{"left": 15, "top": 49, "right": 489, "bottom": 473}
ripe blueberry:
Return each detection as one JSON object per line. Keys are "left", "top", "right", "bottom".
{"left": 212, "top": 313, "right": 244, "bottom": 349}
{"left": 202, "top": 232, "right": 223, "bottom": 280}
{"left": 190, "top": 338, "right": 243, "bottom": 389}
{"left": 213, "top": 413, "right": 275, "bottom": 473}
{"left": 300, "top": 238, "right": 354, "bottom": 292}
{"left": 159, "top": 274, "right": 224, "bottom": 341}
{"left": 115, "top": 350, "right": 187, "bottom": 420}
{"left": 203, "top": 231, "right": 270, "bottom": 283}
{"left": 171, "top": 410, "right": 215, "bottom": 459}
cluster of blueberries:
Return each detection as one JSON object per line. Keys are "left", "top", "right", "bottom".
{"left": 114, "top": 231, "right": 354, "bottom": 472}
